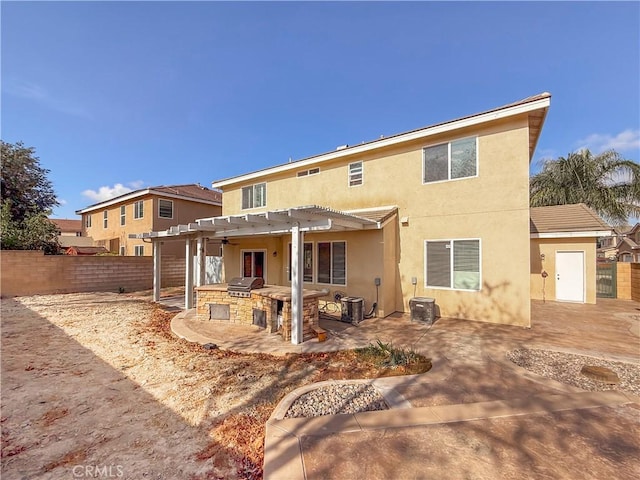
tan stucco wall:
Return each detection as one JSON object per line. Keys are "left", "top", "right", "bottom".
{"left": 82, "top": 196, "right": 221, "bottom": 256}
{"left": 218, "top": 114, "right": 533, "bottom": 326}
{"left": 530, "top": 238, "right": 598, "bottom": 304}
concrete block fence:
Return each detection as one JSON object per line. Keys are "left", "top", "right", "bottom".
{"left": 1, "top": 250, "right": 185, "bottom": 297}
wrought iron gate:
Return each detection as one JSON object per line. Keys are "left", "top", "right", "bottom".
{"left": 596, "top": 261, "right": 617, "bottom": 298}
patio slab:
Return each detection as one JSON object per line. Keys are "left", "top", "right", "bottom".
{"left": 165, "top": 297, "right": 640, "bottom": 479}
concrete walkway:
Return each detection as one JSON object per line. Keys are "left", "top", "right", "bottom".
{"left": 167, "top": 298, "right": 640, "bottom": 479}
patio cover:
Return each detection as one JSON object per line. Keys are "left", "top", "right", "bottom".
{"left": 131, "top": 205, "right": 397, "bottom": 344}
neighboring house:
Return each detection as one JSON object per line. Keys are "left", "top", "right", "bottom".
{"left": 530, "top": 204, "right": 613, "bottom": 304}
{"left": 596, "top": 223, "right": 640, "bottom": 262}
{"left": 615, "top": 224, "right": 640, "bottom": 262}
{"left": 51, "top": 218, "right": 95, "bottom": 249}
{"left": 64, "top": 246, "right": 109, "bottom": 256}
{"left": 75, "top": 184, "right": 222, "bottom": 257}
{"left": 51, "top": 218, "right": 83, "bottom": 237}
{"left": 138, "top": 93, "right": 552, "bottom": 328}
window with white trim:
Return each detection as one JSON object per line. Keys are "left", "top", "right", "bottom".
{"left": 348, "top": 161, "right": 363, "bottom": 187}
{"left": 134, "top": 200, "right": 144, "bottom": 219}
{"left": 317, "top": 241, "right": 346, "bottom": 285}
{"left": 119, "top": 246, "right": 125, "bottom": 256}
{"left": 425, "top": 239, "right": 480, "bottom": 290}
{"left": 241, "top": 183, "right": 266, "bottom": 209}
{"left": 158, "top": 199, "right": 173, "bottom": 219}
{"left": 103, "top": 211, "right": 108, "bottom": 228}
{"left": 120, "top": 205, "right": 126, "bottom": 226}
{"left": 423, "top": 136, "right": 477, "bottom": 183}
{"left": 134, "top": 245, "right": 144, "bottom": 256}
{"left": 85, "top": 214, "right": 92, "bottom": 228}
{"left": 288, "top": 242, "right": 314, "bottom": 282}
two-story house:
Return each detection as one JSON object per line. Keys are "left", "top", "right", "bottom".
{"left": 614, "top": 223, "right": 640, "bottom": 262}
{"left": 76, "top": 184, "right": 222, "bottom": 257}
{"left": 137, "top": 93, "right": 551, "bottom": 334}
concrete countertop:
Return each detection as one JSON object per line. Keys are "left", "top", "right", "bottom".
{"left": 195, "top": 283, "right": 328, "bottom": 301}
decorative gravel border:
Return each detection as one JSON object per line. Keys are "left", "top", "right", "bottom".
{"left": 506, "top": 348, "right": 640, "bottom": 396}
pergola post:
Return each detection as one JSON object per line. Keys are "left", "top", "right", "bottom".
{"left": 196, "top": 236, "right": 207, "bottom": 287}
{"left": 153, "top": 240, "right": 162, "bottom": 302}
{"left": 185, "top": 237, "right": 194, "bottom": 309}
{"left": 291, "top": 224, "right": 304, "bottom": 345}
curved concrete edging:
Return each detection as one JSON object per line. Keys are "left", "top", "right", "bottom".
{"left": 269, "top": 358, "right": 451, "bottom": 421}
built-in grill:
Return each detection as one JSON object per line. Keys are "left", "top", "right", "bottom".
{"left": 227, "top": 277, "right": 265, "bottom": 298}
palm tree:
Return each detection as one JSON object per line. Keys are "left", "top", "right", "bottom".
{"left": 530, "top": 149, "right": 640, "bottom": 225}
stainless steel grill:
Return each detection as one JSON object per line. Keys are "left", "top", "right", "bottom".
{"left": 227, "top": 277, "right": 264, "bottom": 297}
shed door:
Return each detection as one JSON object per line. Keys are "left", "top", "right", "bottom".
{"left": 556, "top": 251, "right": 585, "bottom": 303}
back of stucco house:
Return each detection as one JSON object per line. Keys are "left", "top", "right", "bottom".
{"left": 209, "top": 93, "right": 551, "bottom": 327}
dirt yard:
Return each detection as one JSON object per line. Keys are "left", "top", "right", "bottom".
{"left": 1, "top": 292, "right": 427, "bottom": 479}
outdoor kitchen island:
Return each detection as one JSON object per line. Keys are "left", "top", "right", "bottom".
{"left": 195, "top": 283, "right": 327, "bottom": 342}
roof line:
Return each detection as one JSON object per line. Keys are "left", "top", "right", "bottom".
{"left": 75, "top": 185, "right": 222, "bottom": 214}
{"left": 212, "top": 93, "right": 551, "bottom": 188}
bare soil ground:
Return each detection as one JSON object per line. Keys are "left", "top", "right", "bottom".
{"left": 1, "top": 292, "right": 428, "bottom": 480}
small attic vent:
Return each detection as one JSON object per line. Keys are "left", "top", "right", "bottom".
{"left": 336, "top": 144, "right": 348, "bottom": 151}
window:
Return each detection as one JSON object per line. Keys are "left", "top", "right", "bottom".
{"left": 134, "top": 245, "right": 144, "bottom": 256}
{"left": 75, "top": 231, "right": 82, "bottom": 237}
{"left": 348, "top": 161, "right": 363, "bottom": 187}
{"left": 119, "top": 246, "right": 125, "bottom": 256}
{"left": 241, "top": 183, "right": 266, "bottom": 209}
{"left": 120, "top": 205, "right": 126, "bottom": 226}
{"left": 134, "top": 200, "right": 144, "bottom": 219}
{"left": 242, "top": 251, "right": 265, "bottom": 278}
{"left": 85, "top": 214, "right": 92, "bottom": 228}
{"left": 288, "top": 242, "right": 314, "bottom": 282}
{"left": 158, "top": 199, "right": 173, "bottom": 219}
{"left": 297, "top": 167, "right": 320, "bottom": 177}
{"left": 423, "top": 136, "right": 477, "bottom": 183}
{"left": 317, "top": 241, "right": 346, "bottom": 285}
{"left": 425, "top": 239, "right": 480, "bottom": 290}
{"left": 103, "top": 211, "right": 108, "bottom": 228}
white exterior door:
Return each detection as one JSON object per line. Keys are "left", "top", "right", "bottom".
{"left": 556, "top": 251, "right": 585, "bottom": 303}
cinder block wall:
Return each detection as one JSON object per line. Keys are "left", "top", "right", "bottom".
{"left": 1, "top": 251, "right": 186, "bottom": 297}
{"left": 616, "top": 262, "right": 632, "bottom": 300}
{"left": 631, "top": 263, "right": 640, "bottom": 302}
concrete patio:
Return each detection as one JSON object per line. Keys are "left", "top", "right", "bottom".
{"left": 165, "top": 298, "right": 640, "bottom": 479}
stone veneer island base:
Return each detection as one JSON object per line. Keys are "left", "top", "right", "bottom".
{"left": 195, "top": 284, "right": 327, "bottom": 342}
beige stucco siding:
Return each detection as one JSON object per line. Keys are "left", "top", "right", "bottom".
{"left": 530, "top": 238, "right": 598, "bottom": 304}
{"left": 218, "top": 114, "right": 533, "bottom": 326}
{"left": 83, "top": 196, "right": 221, "bottom": 257}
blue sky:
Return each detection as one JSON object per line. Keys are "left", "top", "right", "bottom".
{"left": 2, "top": 1, "right": 639, "bottom": 219}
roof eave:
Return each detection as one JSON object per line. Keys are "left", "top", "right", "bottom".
{"left": 76, "top": 188, "right": 221, "bottom": 214}
{"left": 212, "top": 94, "right": 551, "bottom": 189}
{"left": 530, "top": 230, "right": 614, "bottom": 239}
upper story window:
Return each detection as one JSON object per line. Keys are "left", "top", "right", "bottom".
{"left": 242, "top": 183, "right": 266, "bottom": 209}
{"left": 425, "top": 239, "right": 480, "bottom": 291}
{"left": 85, "top": 214, "right": 92, "bottom": 228}
{"left": 423, "top": 136, "right": 477, "bottom": 184}
{"left": 103, "top": 211, "right": 108, "bottom": 229}
{"left": 348, "top": 161, "right": 363, "bottom": 187}
{"left": 134, "top": 200, "right": 144, "bottom": 219}
{"left": 158, "top": 199, "right": 173, "bottom": 219}
{"left": 297, "top": 167, "right": 320, "bottom": 178}
{"left": 75, "top": 231, "right": 82, "bottom": 237}
{"left": 134, "top": 245, "right": 144, "bottom": 256}
{"left": 120, "top": 205, "right": 126, "bottom": 226}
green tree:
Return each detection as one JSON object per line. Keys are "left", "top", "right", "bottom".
{"left": 1, "top": 141, "right": 60, "bottom": 253}
{"left": 530, "top": 149, "right": 640, "bottom": 225}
